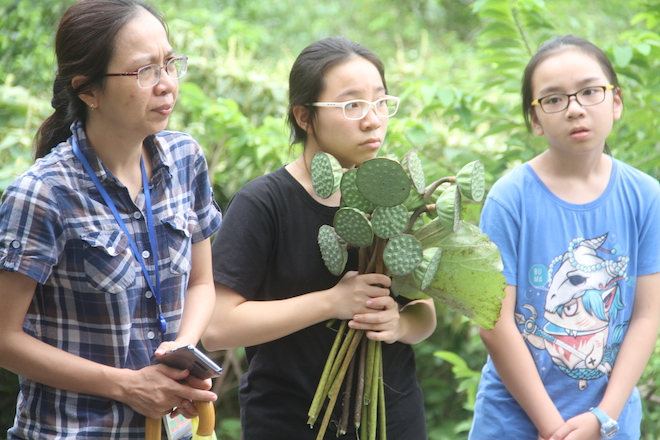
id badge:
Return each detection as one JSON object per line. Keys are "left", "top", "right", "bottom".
{"left": 164, "top": 414, "right": 193, "bottom": 440}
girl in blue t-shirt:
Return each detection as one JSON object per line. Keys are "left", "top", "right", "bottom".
{"left": 470, "top": 35, "right": 660, "bottom": 440}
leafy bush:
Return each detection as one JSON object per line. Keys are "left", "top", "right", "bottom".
{"left": 0, "top": 0, "right": 658, "bottom": 439}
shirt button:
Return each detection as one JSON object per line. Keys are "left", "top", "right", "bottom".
{"left": 11, "top": 240, "right": 21, "bottom": 249}
{"left": 133, "top": 211, "right": 142, "bottom": 219}
{"left": 147, "top": 331, "right": 155, "bottom": 339}
{"left": 142, "top": 250, "right": 150, "bottom": 259}
{"left": 107, "top": 247, "right": 115, "bottom": 255}
{"left": 145, "top": 291, "right": 153, "bottom": 299}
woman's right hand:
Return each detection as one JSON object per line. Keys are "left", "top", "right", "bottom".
{"left": 116, "top": 363, "right": 217, "bottom": 419}
{"left": 329, "top": 271, "right": 391, "bottom": 320}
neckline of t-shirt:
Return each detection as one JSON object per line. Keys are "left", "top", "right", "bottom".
{"left": 524, "top": 158, "right": 618, "bottom": 211}
{"left": 279, "top": 166, "right": 340, "bottom": 215}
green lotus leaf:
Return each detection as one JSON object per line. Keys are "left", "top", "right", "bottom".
{"left": 400, "top": 150, "right": 426, "bottom": 194}
{"left": 317, "top": 225, "right": 348, "bottom": 276}
{"left": 356, "top": 157, "right": 411, "bottom": 207}
{"left": 413, "top": 247, "right": 442, "bottom": 291}
{"left": 391, "top": 221, "right": 505, "bottom": 329}
{"left": 340, "top": 168, "right": 376, "bottom": 213}
{"left": 334, "top": 207, "right": 373, "bottom": 248}
{"left": 456, "top": 160, "right": 486, "bottom": 203}
{"left": 383, "top": 234, "right": 423, "bottom": 276}
{"left": 371, "top": 204, "right": 409, "bottom": 239}
{"left": 311, "top": 152, "right": 343, "bottom": 199}
{"left": 435, "top": 185, "right": 461, "bottom": 233}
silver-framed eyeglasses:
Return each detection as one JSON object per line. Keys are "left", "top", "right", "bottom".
{"left": 311, "top": 96, "right": 400, "bottom": 120}
{"left": 104, "top": 55, "right": 188, "bottom": 88}
{"left": 531, "top": 85, "right": 614, "bottom": 113}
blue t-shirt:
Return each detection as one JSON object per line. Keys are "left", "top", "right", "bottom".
{"left": 469, "top": 158, "right": 660, "bottom": 439}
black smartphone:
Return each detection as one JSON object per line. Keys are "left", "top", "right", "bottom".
{"left": 154, "top": 345, "right": 223, "bottom": 379}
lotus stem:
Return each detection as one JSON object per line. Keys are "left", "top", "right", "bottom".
{"left": 424, "top": 176, "right": 455, "bottom": 202}
{"left": 354, "top": 338, "right": 367, "bottom": 431}
{"left": 404, "top": 204, "right": 430, "bottom": 235}
{"left": 338, "top": 355, "right": 356, "bottom": 435}
{"left": 377, "top": 343, "right": 387, "bottom": 440}
{"left": 314, "top": 330, "right": 364, "bottom": 440}
{"left": 368, "top": 341, "right": 380, "bottom": 440}
{"left": 327, "top": 328, "right": 358, "bottom": 399}
{"left": 308, "top": 320, "right": 348, "bottom": 426}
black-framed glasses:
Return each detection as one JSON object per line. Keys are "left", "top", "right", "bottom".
{"left": 104, "top": 55, "right": 188, "bottom": 88}
{"left": 531, "top": 85, "right": 614, "bottom": 113}
{"left": 311, "top": 96, "right": 400, "bottom": 120}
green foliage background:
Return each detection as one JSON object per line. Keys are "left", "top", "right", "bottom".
{"left": 1, "top": 0, "right": 659, "bottom": 438}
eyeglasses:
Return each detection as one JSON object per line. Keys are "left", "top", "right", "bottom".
{"left": 104, "top": 55, "right": 188, "bottom": 88}
{"left": 311, "top": 96, "right": 400, "bottom": 120}
{"left": 531, "top": 85, "right": 614, "bottom": 113}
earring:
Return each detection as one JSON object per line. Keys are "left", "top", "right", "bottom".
{"left": 90, "top": 103, "right": 96, "bottom": 110}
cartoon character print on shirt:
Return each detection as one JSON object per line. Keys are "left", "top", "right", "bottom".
{"left": 516, "top": 234, "right": 629, "bottom": 390}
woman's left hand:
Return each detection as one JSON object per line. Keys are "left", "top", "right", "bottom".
{"left": 348, "top": 295, "right": 401, "bottom": 344}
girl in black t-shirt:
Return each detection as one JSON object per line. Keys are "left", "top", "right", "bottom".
{"left": 203, "top": 37, "right": 436, "bottom": 440}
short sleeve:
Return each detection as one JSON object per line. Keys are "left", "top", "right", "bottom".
{"left": 0, "top": 174, "right": 62, "bottom": 283}
{"left": 189, "top": 140, "right": 222, "bottom": 243}
{"left": 211, "top": 187, "right": 274, "bottom": 299}
{"left": 479, "top": 191, "right": 520, "bottom": 286}
{"left": 635, "top": 177, "right": 660, "bottom": 276}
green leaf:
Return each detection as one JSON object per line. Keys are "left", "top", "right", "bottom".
{"left": 391, "top": 221, "right": 505, "bottom": 329}
{"left": 612, "top": 45, "right": 634, "bottom": 67}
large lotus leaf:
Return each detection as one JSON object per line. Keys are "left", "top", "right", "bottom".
{"left": 390, "top": 220, "right": 505, "bottom": 329}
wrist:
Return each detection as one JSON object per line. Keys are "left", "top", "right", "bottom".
{"left": 101, "top": 366, "right": 132, "bottom": 403}
{"left": 589, "top": 407, "right": 619, "bottom": 439}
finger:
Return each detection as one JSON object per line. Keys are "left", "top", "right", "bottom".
{"left": 171, "top": 400, "right": 198, "bottom": 419}
{"left": 154, "top": 363, "right": 191, "bottom": 381}
{"left": 153, "top": 341, "right": 181, "bottom": 357}
{"left": 359, "top": 273, "right": 391, "bottom": 288}
{"left": 366, "top": 296, "right": 395, "bottom": 310}
{"left": 174, "top": 384, "right": 218, "bottom": 404}
{"left": 364, "top": 329, "right": 397, "bottom": 344}
{"left": 182, "top": 375, "right": 213, "bottom": 391}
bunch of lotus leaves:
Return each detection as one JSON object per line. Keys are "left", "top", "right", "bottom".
{"left": 307, "top": 151, "right": 505, "bottom": 439}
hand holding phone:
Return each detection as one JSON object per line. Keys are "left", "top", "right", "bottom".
{"left": 154, "top": 345, "right": 222, "bottom": 379}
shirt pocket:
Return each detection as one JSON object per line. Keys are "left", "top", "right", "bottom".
{"left": 161, "top": 210, "right": 194, "bottom": 275}
{"left": 79, "top": 229, "right": 136, "bottom": 294}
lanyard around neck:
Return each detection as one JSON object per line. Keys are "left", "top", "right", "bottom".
{"left": 71, "top": 138, "right": 167, "bottom": 335}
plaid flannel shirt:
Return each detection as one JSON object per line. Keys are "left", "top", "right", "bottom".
{"left": 1, "top": 121, "right": 221, "bottom": 439}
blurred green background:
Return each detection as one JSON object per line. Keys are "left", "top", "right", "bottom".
{"left": 1, "top": 0, "right": 658, "bottom": 438}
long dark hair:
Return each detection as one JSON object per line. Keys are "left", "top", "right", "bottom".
{"left": 287, "top": 37, "right": 386, "bottom": 146}
{"left": 34, "top": 0, "right": 165, "bottom": 160}
{"left": 521, "top": 35, "right": 621, "bottom": 154}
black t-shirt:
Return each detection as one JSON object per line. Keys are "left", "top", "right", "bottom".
{"left": 212, "top": 167, "right": 427, "bottom": 439}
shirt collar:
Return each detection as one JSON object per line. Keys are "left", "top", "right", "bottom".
{"left": 69, "top": 119, "right": 172, "bottom": 187}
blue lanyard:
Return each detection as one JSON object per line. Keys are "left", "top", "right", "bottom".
{"left": 71, "top": 138, "right": 167, "bottom": 334}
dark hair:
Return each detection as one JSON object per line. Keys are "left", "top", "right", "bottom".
{"left": 34, "top": 0, "right": 165, "bottom": 160}
{"left": 522, "top": 35, "right": 621, "bottom": 134}
{"left": 287, "top": 37, "right": 386, "bottom": 145}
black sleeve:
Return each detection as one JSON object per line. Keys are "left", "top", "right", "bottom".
{"left": 211, "top": 184, "right": 275, "bottom": 300}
